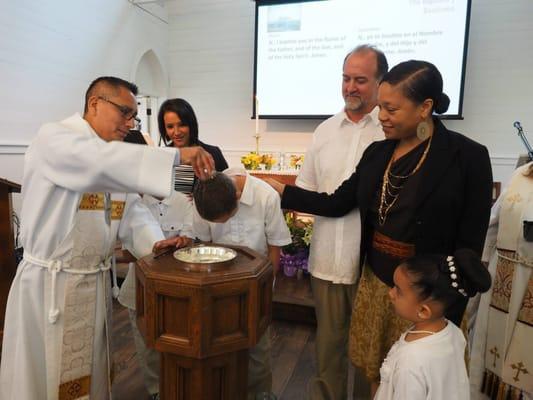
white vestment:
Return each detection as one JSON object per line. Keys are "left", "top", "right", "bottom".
{"left": 0, "top": 114, "right": 176, "bottom": 400}
{"left": 470, "top": 163, "right": 533, "bottom": 400}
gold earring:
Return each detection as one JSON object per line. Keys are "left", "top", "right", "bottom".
{"left": 417, "top": 311, "right": 423, "bottom": 319}
{"left": 416, "top": 120, "right": 430, "bottom": 141}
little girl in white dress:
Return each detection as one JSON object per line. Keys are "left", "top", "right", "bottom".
{"left": 374, "top": 249, "right": 491, "bottom": 400}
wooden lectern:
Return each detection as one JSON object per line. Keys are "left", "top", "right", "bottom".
{"left": 135, "top": 245, "right": 273, "bottom": 400}
{"left": 0, "top": 178, "right": 21, "bottom": 346}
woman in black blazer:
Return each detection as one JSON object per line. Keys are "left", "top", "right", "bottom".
{"left": 158, "top": 98, "right": 228, "bottom": 171}
{"left": 267, "top": 61, "right": 493, "bottom": 390}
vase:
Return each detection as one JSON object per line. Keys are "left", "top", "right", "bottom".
{"left": 280, "top": 251, "right": 296, "bottom": 277}
{"left": 281, "top": 249, "right": 309, "bottom": 278}
{"left": 283, "top": 259, "right": 298, "bottom": 277}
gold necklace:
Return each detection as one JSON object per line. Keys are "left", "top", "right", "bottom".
{"left": 378, "top": 135, "right": 433, "bottom": 226}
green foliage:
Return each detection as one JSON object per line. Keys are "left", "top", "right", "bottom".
{"left": 283, "top": 213, "right": 313, "bottom": 254}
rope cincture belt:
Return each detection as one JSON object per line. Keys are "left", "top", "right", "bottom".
{"left": 496, "top": 249, "right": 533, "bottom": 268}
{"left": 23, "top": 253, "right": 112, "bottom": 324}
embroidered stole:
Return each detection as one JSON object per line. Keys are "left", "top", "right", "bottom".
{"left": 57, "top": 193, "right": 125, "bottom": 400}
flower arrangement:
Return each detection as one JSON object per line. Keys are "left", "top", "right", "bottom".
{"left": 283, "top": 213, "right": 313, "bottom": 253}
{"left": 289, "top": 154, "right": 305, "bottom": 169}
{"left": 260, "top": 153, "right": 276, "bottom": 170}
{"left": 241, "top": 152, "right": 262, "bottom": 170}
{"left": 281, "top": 213, "right": 313, "bottom": 277}
{"left": 241, "top": 152, "right": 277, "bottom": 170}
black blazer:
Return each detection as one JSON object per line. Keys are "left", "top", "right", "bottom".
{"left": 199, "top": 141, "right": 229, "bottom": 172}
{"left": 282, "top": 119, "right": 493, "bottom": 272}
{"left": 282, "top": 120, "right": 492, "bottom": 324}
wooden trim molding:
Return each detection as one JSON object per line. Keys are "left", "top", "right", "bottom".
{"left": 0, "top": 142, "right": 30, "bottom": 155}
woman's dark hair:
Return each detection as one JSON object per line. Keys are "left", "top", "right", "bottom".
{"left": 158, "top": 98, "right": 199, "bottom": 147}
{"left": 381, "top": 60, "right": 450, "bottom": 114}
{"left": 401, "top": 249, "right": 491, "bottom": 316}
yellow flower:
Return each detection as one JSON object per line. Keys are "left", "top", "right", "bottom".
{"left": 241, "top": 152, "right": 262, "bottom": 170}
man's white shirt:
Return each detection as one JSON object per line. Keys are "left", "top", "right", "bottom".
{"left": 296, "top": 107, "right": 384, "bottom": 284}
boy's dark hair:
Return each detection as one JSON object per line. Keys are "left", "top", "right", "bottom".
{"left": 84, "top": 76, "right": 138, "bottom": 114}
{"left": 401, "top": 249, "right": 491, "bottom": 316}
{"left": 193, "top": 172, "right": 237, "bottom": 221}
{"left": 158, "top": 98, "right": 199, "bottom": 147}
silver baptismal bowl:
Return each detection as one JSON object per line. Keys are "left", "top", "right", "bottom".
{"left": 173, "top": 245, "right": 237, "bottom": 270}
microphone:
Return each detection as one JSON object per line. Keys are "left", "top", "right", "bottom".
{"left": 513, "top": 121, "right": 533, "bottom": 161}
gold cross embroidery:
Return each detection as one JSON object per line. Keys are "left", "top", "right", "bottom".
{"left": 58, "top": 375, "right": 91, "bottom": 400}
{"left": 490, "top": 346, "right": 500, "bottom": 367}
{"left": 511, "top": 362, "right": 529, "bottom": 382}
{"left": 506, "top": 192, "right": 522, "bottom": 205}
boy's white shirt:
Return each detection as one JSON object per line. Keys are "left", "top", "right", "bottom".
{"left": 192, "top": 167, "right": 292, "bottom": 256}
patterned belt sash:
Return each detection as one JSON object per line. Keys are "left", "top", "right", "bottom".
{"left": 372, "top": 231, "right": 415, "bottom": 259}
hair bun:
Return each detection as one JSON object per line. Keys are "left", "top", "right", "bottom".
{"left": 434, "top": 93, "right": 450, "bottom": 114}
{"left": 453, "top": 249, "right": 491, "bottom": 297}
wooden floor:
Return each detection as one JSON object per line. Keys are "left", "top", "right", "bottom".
{"left": 111, "top": 299, "right": 370, "bottom": 400}
{"left": 112, "top": 299, "right": 318, "bottom": 400}
{"left": 112, "top": 299, "right": 150, "bottom": 399}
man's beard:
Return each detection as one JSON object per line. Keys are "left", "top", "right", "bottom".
{"left": 344, "top": 96, "right": 364, "bottom": 112}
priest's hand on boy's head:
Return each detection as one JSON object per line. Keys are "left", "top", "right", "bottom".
{"left": 179, "top": 146, "right": 215, "bottom": 180}
{"left": 152, "top": 235, "right": 193, "bottom": 253}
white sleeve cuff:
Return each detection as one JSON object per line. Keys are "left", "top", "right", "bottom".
{"left": 137, "top": 147, "right": 176, "bottom": 199}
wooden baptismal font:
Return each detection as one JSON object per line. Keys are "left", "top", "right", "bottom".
{"left": 135, "top": 244, "right": 273, "bottom": 400}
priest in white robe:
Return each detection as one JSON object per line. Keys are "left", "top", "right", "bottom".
{"left": 0, "top": 76, "right": 214, "bottom": 400}
{"left": 470, "top": 162, "right": 533, "bottom": 399}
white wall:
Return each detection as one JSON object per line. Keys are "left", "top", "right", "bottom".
{"left": 0, "top": 0, "right": 169, "bottom": 206}
{"left": 1, "top": 0, "right": 532, "bottom": 195}
{"left": 166, "top": 0, "right": 317, "bottom": 159}
{"left": 166, "top": 0, "right": 533, "bottom": 184}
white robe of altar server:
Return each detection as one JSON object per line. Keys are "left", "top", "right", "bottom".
{"left": 0, "top": 113, "right": 175, "bottom": 400}
{"left": 118, "top": 192, "right": 194, "bottom": 310}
